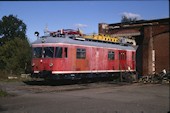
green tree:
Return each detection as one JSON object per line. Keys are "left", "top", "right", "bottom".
{"left": 121, "top": 15, "right": 138, "bottom": 23}
{"left": 0, "top": 15, "right": 31, "bottom": 75}
{"left": 0, "top": 38, "right": 31, "bottom": 74}
{"left": 0, "top": 15, "right": 26, "bottom": 45}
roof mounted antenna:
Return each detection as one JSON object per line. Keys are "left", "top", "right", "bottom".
{"left": 44, "top": 24, "right": 49, "bottom": 35}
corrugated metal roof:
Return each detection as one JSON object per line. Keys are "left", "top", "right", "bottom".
{"left": 32, "top": 36, "right": 136, "bottom": 50}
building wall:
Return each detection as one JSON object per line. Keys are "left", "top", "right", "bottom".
{"left": 154, "top": 32, "right": 169, "bottom": 73}
{"left": 142, "top": 26, "right": 153, "bottom": 75}
{"left": 99, "top": 18, "right": 170, "bottom": 75}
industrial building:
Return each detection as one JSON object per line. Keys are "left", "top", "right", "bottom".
{"left": 99, "top": 18, "right": 170, "bottom": 76}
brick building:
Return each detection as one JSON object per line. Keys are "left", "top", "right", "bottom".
{"left": 99, "top": 18, "right": 170, "bottom": 76}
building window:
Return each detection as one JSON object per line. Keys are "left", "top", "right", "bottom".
{"left": 55, "top": 47, "right": 62, "bottom": 58}
{"left": 76, "top": 48, "right": 86, "bottom": 59}
{"left": 64, "top": 47, "right": 68, "bottom": 58}
{"left": 108, "top": 51, "right": 115, "bottom": 60}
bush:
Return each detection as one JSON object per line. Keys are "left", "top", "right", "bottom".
{"left": 0, "top": 38, "right": 31, "bottom": 75}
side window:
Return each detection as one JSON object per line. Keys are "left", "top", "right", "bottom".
{"left": 64, "top": 47, "right": 68, "bottom": 58}
{"left": 108, "top": 51, "right": 115, "bottom": 60}
{"left": 76, "top": 48, "right": 86, "bottom": 59}
{"left": 55, "top": 47, "right": 62, "bottom": 58}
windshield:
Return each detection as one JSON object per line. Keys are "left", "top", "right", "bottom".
{"left": 33, "top": 47, "right": 42, "bottom": 58}
{"left": 33, "top": 47, "right": 54, "bottom": 58}
{"left": 44, "top": 47, "right": 54, "bottom": 58}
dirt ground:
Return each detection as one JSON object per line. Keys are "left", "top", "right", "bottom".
{"left": 0, "top": 80, "right": 169, "bottom": 113}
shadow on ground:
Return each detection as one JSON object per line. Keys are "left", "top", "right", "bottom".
{"left": 23, "top": 77, "right": 121, "bottom": 86}
{"left": 0, "top": 106, "right": 7, "bottom": 112}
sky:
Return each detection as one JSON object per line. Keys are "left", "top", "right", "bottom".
{"left": 0, "top": 1, "right": 169, "bottom": 43}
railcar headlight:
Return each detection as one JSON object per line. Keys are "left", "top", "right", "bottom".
{"left": 40, "top": 59, "right": 43, "bottom": 63}
{"left": 49, "top": 63, "right": 53, "bottom": 67}
{"left": 32, "top": 63, "right": 35, "bottom": 67}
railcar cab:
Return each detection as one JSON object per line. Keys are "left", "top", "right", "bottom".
{"left": 31, "top": 31, "right": 69, "bottom": 78}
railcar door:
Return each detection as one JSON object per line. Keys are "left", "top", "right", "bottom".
{"left": 108, "top": 50, "right": 115, "bottom": 70}
{"left": 75, "top": 47, "right": 87, "bottom": 71}
{"left": 53, "top": 46, "right": 64, "bottom": 71}
{"left": 87, "top": 47, "right": 100, "bottom": 72}
{"left": 119, "top": 50, "right": 127, "bottom": 70}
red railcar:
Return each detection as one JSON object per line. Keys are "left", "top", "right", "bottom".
{"left": 31, "top": 34, "right": 136, "bottom": 79}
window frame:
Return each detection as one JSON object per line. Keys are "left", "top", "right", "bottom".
{"left": 108, "top": 50, "right": 115, "bottom": 60}
{"left": 76, "top": 48, "right": 86, "bottom": 59}
{"left": 43, "top": 47, "right": 54, "bottom": 58}
{"left": 33, "top": 47, "right": 42, "bottom": 58}
{"left": 55, "top": 47, "right": 63, "bottom": 58}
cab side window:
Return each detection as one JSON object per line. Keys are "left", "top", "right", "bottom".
{"left": 55, "top": 47, "right": 62, "bottom": 58}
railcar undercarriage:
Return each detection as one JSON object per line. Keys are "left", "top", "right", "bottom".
{"left": 31, "top": 71, "right": 137, "bottom": 83}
